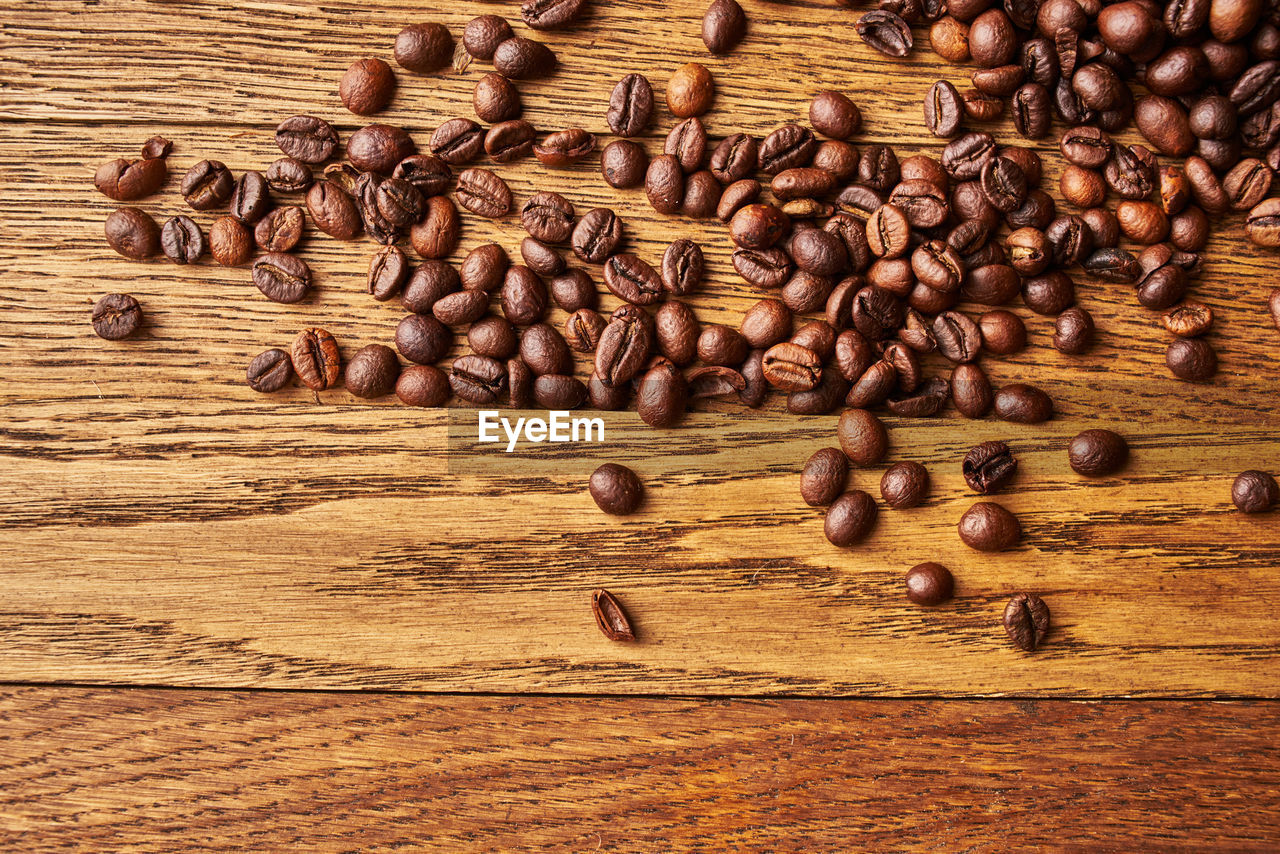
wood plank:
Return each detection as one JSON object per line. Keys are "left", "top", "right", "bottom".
{"left": 1, "top": 686, "right": 1277, "bottom": 851}
{"left": 2, "top": 1, "right": 1279, "bottom": 697}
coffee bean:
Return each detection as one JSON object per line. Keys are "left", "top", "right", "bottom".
{"left": 180, "top": 160, "right": 233, "bottom": 210}
{"left": 402, "top": 260, "right": 459, "bottom": 314}
{"left": 305, "top": 181, "right": 360, "bottom": 241}
{"left": 460, "top": 244, "right": 510, "bottom": 292}
{"left": 866, "top": 204, "right": 911, "bottom": 258}
{"left": 606, "top": 73, "right": 654, "bottom": 137}
{"left": 695, "top": 324, "right": 747, "bottom": 368}
{"left": 532, "top": 374, "right": 586, "bottom": 409}
{"left": 667, "top": 62, "right": 715, "bottom": 117}
{"left": 565, "top": 208, "right": 621, "bottom": 265}
{"left": 730, "top": 204, "right": 789, "bottom": 250}
{"left": 1023, "top": 271, "right": 1076, "bottom": 315}
{"left": 933, "top": 310, "right": 982, "bottom": 363}
{"left": 344, "top": 344, "right": 400, "bottom": 398}
{"left": 1136, "top": 265, "right": 1187, "bottom": 310}
{"left": 497, "top": 265, "right": 546, "bottom": 325}
{"left": 480, "top": 119, "right": 533, "bottom": 163}
{"left": 596, "top": 312, "right": 652, "bottom": 387}
{"left": 355, "top": 172, "right": 401, "bottom": 245}
{"left": 963, "top": 87, "right": 1005, "bottom": 120}
{"left": 563, "top": 308, "right": 606, "bottom": 354}
{"left": 275, "top": 115, "right": 338, "bottom": 164}
{"left": 980, "top": 156, "right": 1027, "bottom": 212}
{"left": 790, "top": 228, "right": 846, "bottom": 277}
{"left": 1232, "top": 470, "right": 1279, "bottom": 513}
{"left": 810, "top": 90, "right": 861, "bottom": 139}
{"left": 519, "top": 322, "right": 573, "bottom": 376}
{"left": 710, "top": 133, "right": 759, "bottom": 184}
{"left": 1159, "top": 301, "right": 1212, "bottom": 338}
{"left": 94, "top": 156, "right": 166, "bottom": 201}
{"left": 703, "top": 0, "right": 748, "bottom": 54}
{"left": 465, "top": 316, "right": 515, "bottom": 360}
{"left": 905, "top": 562, "right": 953, "bottom": 606}
{"left": 962, "top": 440, "right": 1016, "bottom": 494}
{"left": 1081, "top": 208, "right": 1121, "bottom": 248}
{"left": 1003, "top": 592, "right": 1049, "bottom": 651}
{"left": 392, "top": 154, "right": 452, "bottom": 197}
{"left": 1105, "top": 145, "right": 1156, "bottom": 200}
{"left": 522, "top": 0, "right": 586, "bottom": 30}
{"left": 250, "top": 206, "right": 301, "bottom": 254}
{"left": 1166, "top": 337, "right": 1218, "bottom": 381}
{"left": 591, "top": 588, "right": 636, "bottom": 641}
{"left": 951, "top": 363, "right": 994, "bottom": 417}
{"left": 637, "top": 361, "right": 688, "bottom": 427}
{"left": 959, "top": 501, "right": 1021, "bottom": 551}
{"left": 291, "top": 328, "right": 341, "bottom": 391}
{"left": 90, "top": 293, "right": 142, "bottom": 340}
{"left": 160, "top": 215, "right": 204, "bottom": 264}
{"left": 857, "top": 10, "right": 913, "bottom": 57}
{"left": 396, "top": 314, "right": 451, "bottom": 364}
{"left": 787, "top": 365, "right": 847, "bottom": 414}
{"left": 890, "top": 181, "right": 949, "bottom": 229}
{"left": 601, "top": 141, "right": 650, "bottom": 191}
{"left": 534, "top": 128, "right": 596, "bottom": 167}
{"left": 1246, "top": 198, "right": 1280, "bottom": 247}
{"left": 450, "top": 354, "right": 509, "bottom": 404}
{"left": 881, "top": 461, "right": 930, "bottom": 509}
{"left": 1052, "top": 306, "right": 1094, "bottom": 355}
{"left": 824, "top": 489, "right": 879, "bottom": 547}
{"left": 246, "top": 348, "right": 293, "bottom": 393}
{"left": 600, "top": 253, "right": 660, "bottom": 306}
{"left": 464, "top": 15, "right": 514, "bottom": 60}
{"left": 1082, "top": 247, "right": 1141, "bottom": 283}
{"left": 473, "top": 73, "right": 522, "bottom": 124}
{"left": 433, "top": 289, "right": 490, "bottom": 326}
{"left": 1011, "top": 82, "right": 1052, "bottom": 138}
{"left": 493, "top": 37, "right": 557, "bottom": 79}
{"left": 431, "top": 118, "right": 485, "bottom": 165}
{"left": 856, "top": 144, "right": 902, "bottom": 191}
{"left": 758, "top": 124, "right": 817, "bottom": 175}
{"left": 994, "top": 383, "right": 1053, "bottom": 422}
{"left": 411, "top": 196, "right": 461, "bottom": 259}
{"left": 797, "top": 447, "right": 848, "bottom": 507}
{"left": 837, "top": 408, "right": 888, "bottom": 466}
{"left": 324, "top": 162, "right": 362, "bottom": 196}
{"left": 942, "top": 132, "right": 996, "bottom": 179}
{"left": 761, "top": 342, "right": 821, "bottom": 391}
{"left": 340, "top": 58, "right": 396, "bottom": 115}
{"left": 590, "top": 463, "right": 644, "bottom": 515}
{"left": 396, "top": 365, "right": 451, "bottom": 407}
{"left": 394, "top": 23, "right": 453, "bottom": 72}
{"left": 373, "top": 177, "right": 424, "bottom": 227}
{"left": 210, "top": 216, "right": 253, "bottom": 266}
{"left": 253, "top": 252, "right": 312, "bottom": 304}
{"left": 1059, "top": 126, "right": 1112, "bottom": 168}
{"left": 453, "top": 168, "right": 512, "bottom": 219}
{"left": 1067, "top": 428, "right": 1129, "bottom": 477}
{"left": 924, "top": 80, "right": 964, "bottom": 137}
{"left": 1223, "top": 158, "right": 1274, "bottom": 211}
{"left": 963, "top": 263, "right": 1020, "bottom": 305}
{"left": 545, "top": 270, "right": 595, "bottom": 313}
{"left": 648, "top": 302, "right": 697, "bottom": 365}
{"left": 520, "top": 237, "right": 564, "bottom": 277}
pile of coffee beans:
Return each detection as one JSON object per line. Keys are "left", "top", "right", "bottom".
{"left": 89, "top": 0, "right": 1278, "bottom": 652}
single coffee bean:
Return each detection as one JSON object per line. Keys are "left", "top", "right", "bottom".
{"left": 396, "top": 314, "right": 452, "bottom": 364}
{"left": 1232, "top": 470, "right": 1279, "bottom": 513}
{"left": 1136, "top": 265, "right": 1187, "bottom": 310}
{"left": 493, "top": 37, "right": 557, "bottom": 79}
{"left": 521, "top": 237, "right": 564, "bottom": 277}
{"left": 1004, "top": 592, "right": 1050, "bottom": 651}
{"left": 667, "top": 62, "right": 715, "bottom": 117}
{"left": 645, "top": 154, "right": 686, "bottom": 215}
{"left": 180, "top": 160, "right": 233, "bottom": 210}
{"left": 160, "top": 215, "right": 204, "bottom": 264}
{"left": 590, "top": 464, "right": 643, "bottom": 515}
{"left": 710, "top": 133, "right": 759, "bottom": 184}
{"left": 94, "top": 156, "right": 166, "bottom": 201}
{"left": 392, "top": 154, "right": 451, "bottom": 197}
{"left": 570, "top": 208, "right": 624, "bottom": 265}
{"left": 810, "top": 90, "right": 861, "bottom": 139}
{"left": 636, "top": 361, "right": 688, "bottom": 427}
{"left": 228, "top": 170, "right": 272, "bottom": 225}
{"left": 881, "top": 461, "right": 930, "bottom": 509}
{"left": 934, "top": 310, "right": 982, "bottom": 363}
{"left": 430, "top": 118, "right": 484, "bottom": 165}
{"left": 210, "top": 216, "right": 253, "bottom": 266}
{"left": 730, "top": 204, "right": 789, "bottom": 250}
{"left": 905, "top": 562, "right": 954, "bottom": 606}
{"left": 977, "top": 309, "right": 1025, "bottom": 355}
{"left": 468, "top": 315, "right": 518, "bottom": 359}
{"left": 959, "top": 501, "right": 1021, "bottom": 551}
{"left": 737, "top": 348, "right": 767, "bottom": 408}
{"left": 857, "top": 10, "right": 913, "bottom": 57}
{"left": 942, "top": 132, "right": 996, "bottom": 179}
{"left": 474, "top": 73, "right": 522, "bottom": 124}
{"left": 924, "top": 80, "right": 964, "bottom": 137}
{"left": 141, "top": 136, "right": 171, "bottom": 160}
{"left": 838, "top": 408, "right": 888, "bottom": 466}
{"left": 433, "top": 289, "right": 490, "bottom": 327}
{"left": 1105, "top": 145, "right": 1156, "bottom": 200}
{"left": 253, "top": 252, "right": 312, "bottom": 304}
{"left": 607, "top": 73, "right": 654, "bottom": 137}
{"left": 603, "top": 254, "right": 663, "bottom": 306}
{"left": 534, "top": 128, "right": 596, "bottom": 167}
{"left": 787, "top": 364, "right": 846, "bottom": 414}
{"left": 596, "top": 311, "right": 652, "bottom": 387}
{"left": 519, "top": 322, "right": 573, "bottom": 376}
{"left": 963, "top": 440, "right": 1017, "bottom": 494}
{"left": 90, "top": 293, "right": 142, "bottom": 340}
{"left": 1023, "top": 270, "right": 1076, "bottom": 315}
{"left": 994, "top": 383, "right": 1053, "bottom": 422}
{"left": 306, "top": 181, "right": 361, "bottom": 240}
{"left": 565, "top": 308, "right": 607, "bottom": 354}
{"left": 1083, "top": 247, "right": 1141, "bottom": 283}
{"left": 666, "top": 117, "right": 708, "bottom": 173}
{"left": 340, "top": 58, "right": 396, "bottom": 115}
{"left": 856, "top": 144, "right": 902, "bottom": 191}
{"left": 601, "top": 140, "right": 649, "bottom": 189}
{"left": 1161, "top": 301, "right": 1213, "bottom": 337}
{"left": 761, "top": 342, "right": 821, "bottom": 391}
{"left": 1068, "top": 428, "right": 1129, "bottom": 476}
{"left": 455, "top": 168, "right": 512, "bottom": 218}
{"left": 461, "top": 243, "right": 510, "bottom": 292}
{"left": 703, "top": 0, "right": 748, "bottom": 54}
{"left": 250, "top": 206, "right": 302, "bottom": 253}
{"left": 394, "top": 23, "right": 453, "bottom": 72}
{"left": 396, "top": 365, "right": 450, "bottom": 407}
{"left": 521, "top": 0, "right": 585, "bottom": 29}
{"left": 824, "top": 490, "right": 879, "bottom": 547}
{"left": 740, "top": 299, "right": 792, "bottom": 349}
{"left": 1223, "top": 159, "right": 1274, "bottom": 211}
{"left": 548, "top": 269, "right": 596, "bottom": 312}
{"left": 1166, "top": 338, "right": 1218, "bottom": 381}
{"left": 402, "top": 260, "right": 459, "bottom": 314}
{"left": 801, "top": 447, "right": 849, "bottom": 507}
{"left": 291, "top": 328, "right": 341, "bottom": 391}
{"left": 411, "top": 195, "right": 462, "bottom": 259}
{"left": 450, "top": 354, "right": 509, "bottom": 404}
{"left": 246, "top": 348, "right": 293, "bottom": 393}
{"left": 866, "top": 204, "right": 911, "bottom": 258}
{"left": 592, "top": 588, "right": 636, "bottom": 641}
{"left": 354, "top": 172, "right": 401, "bottom": 245}
{"left": 464, "top": 15, "right": 514, "bottom": 60}
{"left": 344, "top": 344, "right": 400, "bottom": 398}
{"left": 275, "top": 116, "right": 338, "bottom": 164}
{"left": 653, "top": 239, "right": 704, "bottom": 297}
{"left": 1053, "top": 306, "right": 1094, "bottom": 354}
{"left": 1059, "top": 126, "right": 1113, "bottom": 168}
{"left": 950, "top": 362, "right": 993, "bottom": 417}
{"left": 653, "top": 301, "right": 700, "bottom": 365}
{"left": 698, "top": 324, "right": 750, "bottom": 368}
{"left": 1246, "top": 198, "right": 1280, "bottom": 247}
{"left": 500, "top": 265, "right": 549, "bottom": 325}
{"left": 758, "top": 124, "right": 817, "bottom": 175}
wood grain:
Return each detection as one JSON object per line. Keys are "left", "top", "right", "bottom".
{"left": 1, "top": 686, "right": 1278, "bottom": 851}
{"left": 2, "top": 0, "right": 1279, "bottom": 697}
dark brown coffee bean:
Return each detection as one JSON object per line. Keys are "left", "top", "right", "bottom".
{"left": 521, "top": 192, "right": 575, "bottom": 243}
{"left": 521, "top": 0, "right": 585, "bottom": 29}
{"left": 590, "top": 464, "right": 643, "bottom": 516}
{"left": 396, "top": 314, "right": 451, "bottom": 365}
{"left": 790, "top": 229, "right": 847, "bottom": 278}
{"left": 810, "top": 90, "right": 861, "bottom": 139}
{"left": 601, "top": 254, "right": 661, "bottom": 306}
{"left": 560, "top": 308, "right": 604, "bottom": 354}
{"left": 450, "top": 354, "right": 508, "bottom": 404}
{"left": 698, "top": 324, "right": 751, "bottom": 367}
{"left": 391, "top": 154, "right": 451, "bottom": 197}
{"left": 458, "top": 243, "right": 509, "bottom": 293}
{"left": 1232, "top": 470, "right": 1279, "bottom": 513}
{"left": 758, "top": 124, "right": 817, "bottom": 175}
{"left": 466, "top": 315, "right": 516, "bottom": 360}
{"left": 600, "top": 140, "right": 648, "bottom": 189}
{"left": 837, "top": 408, "right": 888, "bottom": 466}
{"left": 1059, "top": 126, "right": 1112, "bottom": 168}
{"left": 500, "top": 266, "right": 549, "bottom": 325}
{"left": 906, "top": 563, "right": 953, "bottom": 606}
{"left": 653, "top": 301, "right": 700, "bottom": 365}
{"left": 644, "top": 154, "right": 686, "bottom": 215}
{"left": 1050, "top": 306, "right": 1093, "bottom": 355}
{"left": 732, "top": 248, "right": 793, "bottom": 287}
{"left": 857, "top": 10, "right": 913, "bottom": 57}
{"left": 544, "top": 270, "right": 594, "bottom": 313}
{"left": 210, "top": 216, "right": 253, "bottom": 266}
{"left": 250, "top": 206, "right": 301, "bottom": 254}
{"left": 824, "top": 490, "right": 879, "bottom": 546}
{"left": 801, "top": 447, "right": 849, "bottom": 506}
{"left": 667, "top": 62, "right": 715, "bottom": 118}
{"left": 760, "top": 342, "right": 820, "bottom": 391}
{"left": 180, "top": 160, "right": 233, "bottom": 211}
{"left": 653, "top": 238, "right": 703, "bottom": 297}
{"left": 433, "top": 289, "right": 490, "bottom": 326}
{"left": 950, "top": 363, "right": 993, "bottom": 417}
{"left": 980, "top": 156, "right": 1027, "bottom": 212}
{"left": 520, "top": 322, "right": 574, "bottom": 376}
{"left": 340, "top": 58, "right": 396, "bottom": 115}
{"left": 596, "top": 311, "right": 653, "bottom": 387}
{"left": 493, "top": 37, "right": 557, "bottom": 79}
{"left": 881, "top": 461, "right": 930, "bottom": 509}
{"left": 942, "top": 132, "right": 996, "bottom": 179}
{"left": 1068, "top": 428, "right": 1128, "bottom": 476}
{"left": 978, "top": 309, "right": 1025, "bottom": 355}
{"left": 959, "top": 501, "right": 1021, "bottom": 551}
{"left": 994, "top": 383, "right": 1053, "bottom": 422}
{"left": 963, "top": 440, "right": 1018, "bottom": 495}
{"left": 703, "top": 0, "right": 748, "bottom": 53}
{"left": 934, "top": 310, "right": 982, "bottom": 363}
{"left": 605, "top": 73, "right": 654, "bottom": 137}
{"left": 160, "top": 215, "right": 204, "bottom": 264}
{"left": 739, "top": 299, "right": 792, "bottom": 349}
{"left": 709, "top": 133, "right": 758, "bottom": 184}
{"left": 483, "top": 120, "right": 535, "bottom": 164}
{"left": 94, "top": 156, "right": 167, "bottom": 201}
{"left": 923, "top": 80, "right": 964, "bottom": 137}
{"left": 343, "top": 344, "right": 400, "bottom": 398}
{"left": 688, "top": 366, "right": 747, "bottom": 401}
{"left": 1223, "top": 159, "right": 1274, "bottom": 211}
{"left": 962, "top": 88, "right": 1005, "bottom": 121}
{"left": 1166, "top": 337, "right": 1218, "bottom": 381}
{"left": 394, "top": 23, "right": 453, "bottom": 72}
{"left": 682, "top": 170, "right": 722, "bottom": 219}
{"left": 636, "top": 361, "right": 688, "bottom": 427}
{"left": 291, "top": 328, "right": 341, "bottom": 391}
{"left": 402, "top": 260, "right": 460, "bottom": 314}
{"left": 430, "top": 118, "right": 484, "bottom": 165}
{"left": 227, "top": 170, "right": 272, "bottom": 225}
{"left": 275, "top": 115, "right": 338, "bottom": 164}
{"left": 534, "top": 128, "right": 596, "bottom": 167}
{"left": 252, "top": 252, "right": 311, "bottom": 304}
{"left": 665, "top": 118, "right": 708, "bottom": 173}
{"left": 728, "top": 203, "right": 788, "bottom": 250}
{"left": 348, "top": 124, "right": 416, "bottom": 174}
{"left": 1004, "top": 592, "right": 1049, "bottom": 650}
{"left": 246, "top": 348, "right": 293, "bottom": 393}
{"left": 90, "top": 293, "right": 143, "bottom": 340}
{"left": 451, "top": 168, "right": 510, "bottom": 219}
{"left": 866, "top": 204, "right": 911, "bottom": 258}
{"left": 464, "top": 15, "right": 514, "bottom": 59}
{"left": 396, "top": 365, "right": 450, "bottom": 407}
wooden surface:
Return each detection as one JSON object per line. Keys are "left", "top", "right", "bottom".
{"left": 3, "top": 0, "right": 1280, "bottom": 847}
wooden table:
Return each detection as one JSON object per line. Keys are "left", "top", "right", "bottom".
{"left": 3, "top": 0, "right": 1279, "bottom": 848}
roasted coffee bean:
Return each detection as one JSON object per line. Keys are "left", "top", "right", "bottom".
{"left": 483, "top": 120, "right": 535, "bottom": 164}
{"left": 396, "top": 314, "right": 451, "bottom": 364}
{"left": 499, "top": 265, "right": 548, "bottom": 325}
{"left": 710, "top": 133, "right": 759, "bottom": 185}
{"left": 520, "top": 322, "right": 574, "bottom": 376}
{"left": 1053, "top": 306, "right": 1094, "bottom": 354}
{"left": 1270, "top": 289, "right": 1280, "bottom": 330}
{"left": 963, "top": 263, "right": 1020, "bottom": 305}
{"left": 1082, "top": 248, "right": 1141, "bottom": 283}
{"left": 1116, "top": 201, "right": 1169, "bottom": 244}
{"left": 824, "top": 490, "right": 879, "bottom": 546}
{"left": 801, "top": 447, "right": 849, "bottom": 506}
{"left": 452, "top": 168, "right": 511, "bottom": 219}
{"left": 772, "top": 168, "right": 835, "bottom": 202}
{"left": 344, "top": 344, "right": 400, "bottom": 398}
{"left": 348, "top": 124, "right": 416, "bottom": 173}
{"left": 591, "top": 588, "right": 636, "bottom": 641}
{"left": 933, "top": 310, "right": 981, "bottom": 363}
{"left": 340, "top": 58, "right": 396, "bottom": 115}
{"left": 467, "top": 315, "right": 517, "bottom": 360}
{"left": 1045, "top": 217, "right": 1092, "bottom": 267}
{"left": 857, "top": 10, "right": 913, "bottom": 57}
{"left": 790, "top": 229, "right": 846, "bottom": 277}
{"left": 835, "top": 184, "right": 887, "bottom": 222}
{"left": 897, "top": 308, "right": 937, "bottom": 353}
{"left": 534, "top": 128, "right": 596, "bottom": 167}
{"left": 845, "top": 358, "right": 896, "bottom": 407}
{"left": 90, "top": 293, "right": 143, "bottom": 340}
{"left": 558, "top": 310, "right": 604, "bottom": 355}
{"left": 950, "top": 362, "right": 993, "bottom": 417}
{"left": 758, "top": 124, "right": 817, "bottom": 174}
{"left": 1081, "top": 208, "right": 1120, "bottom": 248}
{"left": 942, "top": 132, "right": 996, "bottom": 179}
{"left": 275, "top": 115, "right": 338, "bottom": 164}
{"left": 931, "top": 16, "right": 971, "bottom": 62}
{"left": 1011, "top": 83, "right": 1052, "bottom": 138}
{"left": 402, "top": 260, "right": 460, "bottom": 314}
{"left": 782, "top": 271, "right": 832, "bottom": 315}
{"left": 667, "top": 62, "right": 715, "bottom": 118}
{"left": 729, "top": 204, "right": 788, "bottom": 250}
{"left": 1059, "top": 126, "right": 1112, "bottom": 168}
{"left": 1166, "top": 337, "right": 1217, "bottom": 381}
{"left": 433, "top": 289, "right": 490, "bottom": 326}
{"left": 665, "top": 117, "right": 708, "bottom": 173}
{"left": 596, "top": 312, "right": 652, "bottom": 387}
{"left": 979, "top": 156, "right": 1027, "bottom": 212}
{"left": 601, "top": 139, "right": 648, "bottom": 189}
{"left": 229, "top": 170, "right": 272, "bottom": 225}
{"left": 521, "top": 0, "right": 585, "bottom": 29}
{"left": 732, "top": 348, "right": 765, "bottom": 408}
{"left": 886, "top": 182, "right": 945, "bottom": 232}
{"left": 1005, "top": 189, "right": 1055, "bottom": 230}
{"left": 1004, "top": 592, "right": 1049, "bottom": 650}
{"left": 1060, "top": 165, "right": 1106, "bottom": 208}
{"left": 1068, "top": 428, "right": 1128, "bottom": 476}
{"left": 979, "top": 309, "right": 1025, "bottom": 354}
{"left": 682, "top": 170, "right": 722, "bottom": 218}
{"left": 1232, "top": 470, "right": 1279, "bottom": 513}
{"left": 605, "top": 73, "right": 655, "bottom": 137}
{"left": 1136, "top": 265, "right": 1187, "bottom": 310}
{"left": 450, "top": 354, "right": 508, "bottom": 403}
{"left": 810, "top": 90, "right": 861, "bottom": 139}
{"left": 703, "top": 0, "right": 748, "bottom": 53}
{"left": 94, "top": 156, "right": 166, "bottom": 201}
{"left": 968, "top": 7, "right": 1016, "bottom": 66}
{"left": 689, "top": 366, "right": 748, "bottom": 401}
{"left": 160, "top": 215, "right": 204, "bottom": 264}
{"left": 392, "top": 154, "right": 452, "bottom": 197}
{"left": 1105, "top": 145, "right": 1156, "bottom": 200}
{"left": 455, "top": 244, "right": 507, "bottom": 293}
{"left": 652, "top": 239, "right": 705, "bottom": 298}
{"left": 730, "top": 248, "right": 791, "bottom": 288}
{"left": 650, "top": 301, "right": 697, "bottom": 365}
{"left": 542, "top": 270, "right": 594, "bottom": 314}
{"left": 252, "top": 252, "right": 311, "bottom": 304}
{"left": 587, "top": 464, "right": 645, "bottom": 518}
{"left": 473, "top": 72, "right": 522, "bottom": 124}
{"left": 180, "top": 160, "right": 233, "bottom": 210}
{"left": 1160, "top": 301, "right": 1212, "bottom": 338}
{"left": 739, "top": 299, "right": 792, "bottom": 349}
{"left": 887, "top": 375, "right": 950, "bottom": 417}
{"left": 1223, "top": 159, "right": 1274, "bottom": 211}
{"left": 963, "top": 87, "right": 1005, "bottom": 121}
{"left": 323, "top": 163, "right": 361, "bottom": 197}
{"left": 373, "top": 176, "right": 425, "bottom": 227}
{"left": 1229, "top": 60, "right": 1280, "bottom": 116}
{"left": 431, "top": 118, "right": 485, "bottom": 165}
{"left": 396, "top": 365, "right": 450, "bottom": 407}
{"left": 698, "top": 324, "right": 750, "bottom": 367}
{"left": 252, "top": 206, "right": 303, "bottom": 253}
{"left": 636, "top": 361, "right": 688, "bottom": 427}
{"left": 139, "top": 136, "right": 170, "bottom": 160}
{"left": 493, "top": 37, "right": 557, "bottom": 79}
{"left": 856, "top": 144, "right": 902, "bottom": 192}
{"left": 210, "top": 216, "right": 253, "bottom": 266}
{"left": 838, "top": 408, "right": 888, "bottom": 466}
{"left": 865, "top": 205, "right": 911, "bottom": 259}
{"left": 394, "top": 22, "right": 453, "bottom": 72}
{"left": 1005, "top": 228, "right": 1049, "bottom": 277}
{"left": 291, "top": 328, "right": 341, "bottom": 391}
{"left": 959, "top": 501, "right": 1021, "bottom": 551}
{"left": 760, "top": 341, "right": 821, "bottom": 391}
{"left": 924, "top": 80, "right": 964, "bottom": 138}
{"left": 994, "top": 383, "right": 1053, "bottom": 422}
{"left": 463, "top": 14, "right": 514, "bottom": 60}
{"left": 849, "top": 285, "right": 903, "bottom": 341}
{"left": 905, "top": 563, "right": 953, "bottom": 606}
{"left": 881, "top": 461, "right": 930, "bottom": 509}
{"left": 507, "top": 358, "right": 534, "bottom": 408}
{"left": 355, "top": 172, "right": 400, "bottom": 245}
{"left": 599, "top": 253, "right": 660, "bottom": 306}
{"left": 644, "top": 154, "right": 686, "bottom": 215}
{"left": 246, "top": 348, "right": 293, "bottom": 393}
{"left": 411, "top": 195, "right": 461, "bottom": 259}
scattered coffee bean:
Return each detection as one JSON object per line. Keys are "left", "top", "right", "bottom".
{"left": 880, "top": 461, "right": 930, "bottom": 509}
{"left": 394, "top": 23, "right": 453, "bottom": 72}
{"left": 1003, "top": 592, "right": 1049, "bottom": 651}
{"left": 246, "top": 348, "right": 293, "bottom": 393}
{"left": 396, "top": 364, "right": 451, "bottom": 407}
{"left": 210, "top": 216, "right": 253, "bottom": 266}
{"left": 963, "top": 441, "right": 1018, "bottom": 494}
{"left": 994, "top": 383, "right": 1054, "bottom": 423}
{"left": 810, "top": 90, "right": 861, "bottom": 139}
{"left": 180, "top": 160, "right": 234, "bottom": 210}
{"left": 105, "top": 207, "right": 161, "bottom": 259}
{"left": 343, "top": 344, "right": 400, "bottom": 398}
{"left": 591, "top": 589, "right": 636, "bottom": 641}
{"left": 1232, "top": 470, "right": 1279, "bottom": 513}
{"left": 906, "top": 562, "right": 954, "bottom": 606}
{"left": 800, "top": 447, "right": 849, "bottom": 507}
{"left": 90, "top": 293, "right": 143, "bottom": 340}
{"left": 396, "top": 314, "right": 452, "bottom": 364}
{"left": 1166, "top": 337, "right": 1218, "bottom": 381}
{"left": 636, "top": 361, "right": 688, "bottom": 427}
{"left": 824, "top": 490, "right": 879, "bottom": 546}
{"left": 703, "top": 0, "right": 748, "bottom": 54}
{"left": 275, "top": 115, "right": 338, "bottom": 164}
{"left": 602, "top": 139, "right": 649, "bottom": 188}
{"left": 160, "top": 215, "right": 204, "bottom": 264}
{"left": 464, "top": 15, "right": 514, "bottom": 60}
{"left": 456, "top": 168, "right": 513, "bottom": 218}
{"left": 838, "top": 408, "right": 888, "bottom": 466}
{"left": 958, "top": 501, "right": 1021, "bottom": 551}
{"left": 534, "top": 127, "right": 596, "bottom": 166}
{"left": 94, "top": 156, "right": 167, "bottom": 201}
{"left": 1053, "top": 306, "right": 1094, "bottom": 354}
{"left": 254, "top": 206, "right": 304, "bottom": 253}
{"left": 1068, "top": 428, "right": 1129, "bottom": 476}
{"left": 493, "top": 37, "right": 558, "bottom": 79}
{"left": 253, "top": 252, "right": 312, "bottom": 304}
{"left": 291, "top": 327, "right": 341, "bottom": 391}
{"left": 667, "top": 62, "right": 715, "bottom": 117}
{"left": 1161, "top": 301, "right": 1213, "bottom": 337}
